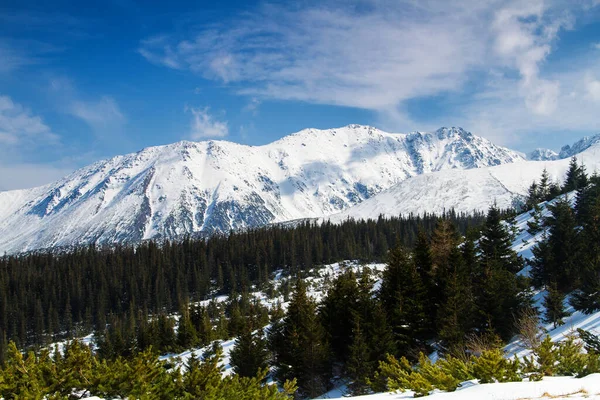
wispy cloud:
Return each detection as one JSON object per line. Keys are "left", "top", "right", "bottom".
{"left": 186, "top": 107, "right": 228, "bottom": 139}
{"left": 69, "top": 96, "right": 126, "bottom": 130}
{"left": 0, "top": 95, "right": 58, "bottom": 145}
{"left": 139, "top": 0, "right": 600, "bottom": 144}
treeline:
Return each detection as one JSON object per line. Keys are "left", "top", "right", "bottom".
{"left": 0, "top": 210, "right": 486, "bottom": 349}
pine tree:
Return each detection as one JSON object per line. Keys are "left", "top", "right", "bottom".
{"left": 543, "top": 283, "right": 568, "bottom": 328}
{"left": 230, "top": 326, "right": 269, "bottom": 378}
{"left": 525, "top": 181, "right": 541, "bottom": 209}
{"left": 319, "top": 269, "right": 359, "bottom": 363}
{"left": 479, "top": 205, "right": 522, "bottom": 274}
{"left": 346, "top": 317, "right": 371, "bottom": 396}
{"left": 475, "top": 205, "right": 528, "bottom": 340}
{"left": 545, "top": 197, "right": 580, "bottom": 292}
{"left": 271, "top": 280, "right": 330, "bottom": 398}
{"left": 572, "top": 184, "right": 600, "bottom": 313}
{"left": 379, "top": 246, "right": 429, "bottom": 358}
{"left": 526, "top": 203, "right": 543, "bottom": 236}
{"left": 563, "top": 156, "right": 587, "bottom": 193}
{"left": 177, "top": 302, "right": 198, "bottom": 350}
{"left": 539, "top": 168, "right": 551, "bottom": 201}
{"left": 437, "top": 247, "right": 475, "bottom": 352}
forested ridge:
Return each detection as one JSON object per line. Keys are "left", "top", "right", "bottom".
{"left": 0, "top": 210, "right": 486, "bottom": 350}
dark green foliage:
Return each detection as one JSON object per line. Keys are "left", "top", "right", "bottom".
{"left": 542, "top": 283, "right": 568, "bottom": 328}
{"left": 571, "top": 179, "right": 600, "bottom": 313}
{"left": 229, "top": 327, "right": 269, "bottom": 378}
{"left": 379, "top": 246, "right": 430, "bottom": 358}
{"left": 270, "top": 280, "right": 330, "bottom": 399}
{"left": 577, "top": 329, "right": 600, "bottom": 354}
{"left": 479, "top": 205, "right": 523, "bottom": 274}
{"left": 346, "top": 317, "right": 371, "bottom": 395}
{"left": 526, "top": 203, "right": 543, "bottom": 235}
{"left": 563, "top": 156, "right": 588, "bottom": 194}
{"left": 437, "top": 247, "right": 475, "bottom": 351}
{"left": 319, "top": 268, "right": 359, "bottom": 363}
{"left": 475, "top": 205, "right": 528, "bottom": 341}
{"left": 0, "top": 212, "right": 485, "bottom": 348}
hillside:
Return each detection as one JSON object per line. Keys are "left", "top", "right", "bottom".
{"left": 329, "top": 137, "right": 600, "bottom": 221}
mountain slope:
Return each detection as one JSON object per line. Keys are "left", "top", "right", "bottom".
{"left": 329, "top": 137, "right": 600, "bottom": 222}
{"left": 0, "top": 125, "right": 522, "bottom": 254}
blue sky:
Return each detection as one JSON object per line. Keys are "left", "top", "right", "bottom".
{"left": 1, "top": 0, "right": 600, "bottom": 190}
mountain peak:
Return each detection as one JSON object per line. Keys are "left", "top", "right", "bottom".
{"left": 0, "top": 124, "right": 524, "bottom": 254}
{"left": 435, "top": 126, "right": 469, "bottom": 139}
{"left": 559, "top": 134, "right": 600, "bottom": 159}
{"left": 528, "top": 148, "right": 559, "bottom": 161}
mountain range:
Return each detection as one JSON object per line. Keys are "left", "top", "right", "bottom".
{"left": 0, "top": 125, "right": 598, "bottom": 254}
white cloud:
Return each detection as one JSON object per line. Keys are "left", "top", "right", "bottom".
{"left": 0, "top": 95, "right": 58, "bottom": 145}
{"left": 186, "top": 107, "right": 228, "bottom": 139}
{"left": 593, "top": 42, "right": 600, "bottom": 50}
{"left": 243, "top": 97, "right": 261, "bottom": 115}
{"left": 139, "top": 0, "right": 600, "bottom": 146}
{"left": 69, "top": 96, "right": 125, "bottom": 130}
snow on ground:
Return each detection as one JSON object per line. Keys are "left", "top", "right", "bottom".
{"left": 329, "top": 374, "right": 600, "bottom": 399}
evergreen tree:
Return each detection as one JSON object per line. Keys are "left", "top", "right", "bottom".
{"left": 230, "top": 326, "right": 269, "bottom": 378}
{"left": 271, "top": 280, "right": 330, "bottom": 398}
{"left": 346, "top": 317, "right": 371, "bottom": 396}
{"left": 319, "top": 269, "right": 359, "bottom": 363}
{"left": 479, "top": 205, "right": 522, "bottom": 274}
{"left": 543, "top": 283, "right": 568, "bottom": 328}
{"left": 544, "top": 197, "right": 580, "bottom": 292}
{"left": 539, "top": 168, "right": 551, "bottom": 201}
{"left": 379, "top": 246, "right": 429, "bottom": 358}
{"left": 437, "top": 247, "right": 475, "bottom": 352}
{"left": 526, "top": 203, "right": 543, "bottom": 236}
{"left": 177, "top": 302, "right": 198, "bottom": 350}
{"left": 475, "top": 205, "right": 528, "bottom": 340}
{"left": 563, "top": 156, "right": 587, "bottom": 193}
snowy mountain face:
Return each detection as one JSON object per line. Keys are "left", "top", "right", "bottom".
{"left": 329, "top": 135, "right": 600, "bottom": 222}
{"left": 559, "top": 134, "right": 600, "bottom": 159}
{"left": 0, "top": 125, "right": 523, "bottom": 254}
{"left": 528, "top": 148, "right": 558, "bottom": 161}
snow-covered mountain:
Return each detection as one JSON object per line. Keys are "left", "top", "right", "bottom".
{"left": 527, "top": 148, "right": 558, "bottom": 161}
{"left": 329, "top": 135, "right": 600, "bottom": 222}
{"left": 0, "top": 125, "right": 523, "bottom": 254}
{"left": 526, "top": 134, "right": 600, "bottom": 162}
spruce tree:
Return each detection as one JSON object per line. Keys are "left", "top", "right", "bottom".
{"left": 475, "top": 205, "right": 527, "bottom": 340}
{"left": 526, "top": 203, "right": 543, "bottom": 236}
{"left": 437, "top": 247, "right": 475, "bottom": 352}
{"left": 230, "top": 326, "right": 269, "bottom": 378}
{"left": 319, "top": 269, "right": 359, "bottom": 363}
{"left": 479, "top": 205, "right": 522, "bottom": 274}
{"left": 571, "top": 188, "right": 600, "bottom": 313}
{"left": 544, "top": 197, "right": 580, "bottom": 292}
{"left": 539, "top": 168, "right": 551, "bottom": 201}
{"left": 543, "top": 283, "right": 568, "bottom": 328}
{"left": 563, "top": 156, "right": 587, "bottom": 193}
{"left": 177, "top": 302, "right": 198, "bottom": 350}
{"left": 379, "top": 246, "right": 429, "bottom": 358}
{"left": 271, "top": 280, "right": 329, "bottom": 398}
{"left": 346, "top": 317, "right": 371, "bottom": 396}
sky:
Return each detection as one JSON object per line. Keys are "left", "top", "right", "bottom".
{"left": 1, "top": 0, "right": 600, "bottom": 190}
